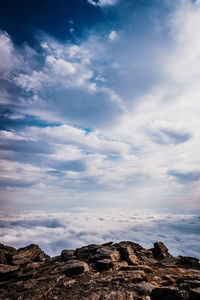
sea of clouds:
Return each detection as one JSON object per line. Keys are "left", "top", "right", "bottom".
{"left": 0, "top": 209, "right": 199, "bottom": 259}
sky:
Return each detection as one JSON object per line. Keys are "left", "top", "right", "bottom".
{"left": 0, "top": 0, "right": 200, "bottom": 255}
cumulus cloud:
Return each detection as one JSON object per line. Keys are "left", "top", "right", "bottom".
{"left": 108, "top": 30, "right": 118, "bottom": 41}
{"left": 1, "top": 0, "right": 200, "bottom": 213}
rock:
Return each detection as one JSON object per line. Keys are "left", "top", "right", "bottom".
{"left": 120, "top": 264, "right": 153, "bottom": 273}
{"left": 115, "top": 242, "right": 139, "bottom": 265}
{"left": 151, "top": 287, "right": 189, "bottom": 300}
{"left": 95, "top": 259, "right": 113, "bottom": 270}
{"left": 94, "top": 246, "right": 120, "bottom": 262}
{"left": 0, "top": 240, "right": 199, "bottom": 300}
{"left": 190, "top": 288, "right": 200, "bottom": 300}
{"left": 152, "top": 242, "right": 172, "bottom": 260}
{"left": 103, "top": 291, "right": 126, "bottom": 300}
{"left": 183, "top": 280, "right": 200, "bottom": 288}
{"left": 0, "top": 243, "right": 16, "bottom": 264}
{"left": 75, "top": 244, "right": 100, "bottom": 261}
{"left": 0, "top": 264, "right": 19, "bottom": 280}
{"left": 122, "top": 270, "right": 145, "bottom": 283}
{"left": 61, "top": 250, "right": 75, "bottom": 261}
{"left": 12, "top": 244, "right": 49, "bottom": 265}
{"left": 62, "top": 260, "right": 89, "bottom": 276}
{"left": 114, "top": 261, "right": 128, "bottom": 269}
{"left": 133, "top": 282, "right": 156, "bottom": 295}
{"left": 178, "top": 256, "right": 200, "bottom": 268}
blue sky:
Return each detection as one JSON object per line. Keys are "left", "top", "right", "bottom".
{"left": 0, "top": 0, "right": 200, "bottom": 216}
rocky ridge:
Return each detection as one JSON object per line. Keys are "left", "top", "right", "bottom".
{"left": 0, "top": 241, "right": 200, "bottom": 299}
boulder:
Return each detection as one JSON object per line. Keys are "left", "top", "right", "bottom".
{"left": 12, "top": 244, "right": 49, "bottom": 265}
{"left": 0, "top": 243, "right": 16, "bottom": 264}
{"left": 152, "top": 242, "right": 172, "bottom": 260}
{"left": 62, "top": 260, "right": 89, "bottom": 276}
{"left": 75, "top": 244, "right": 100, "bottom": 261}
{"left": 133, "top": 282, "right": 156, "bottom": 295}
{"left": 115, "top": 242, "right": 139, "bottom": 265}
{"left": 61, "top": 250, "right": 75, "bottom": 261}
{"left": 178, "top": 256, "right": 200, "bottom": 268}
{"left": 93, "top": 246, "right": 120, "bottom": 262}
{"left": 95, "top": 259, "right": 113, "bottom": 270}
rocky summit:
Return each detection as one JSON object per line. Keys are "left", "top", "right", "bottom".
{"left": 0, "top": 241, "right": 200, "bottom": 300}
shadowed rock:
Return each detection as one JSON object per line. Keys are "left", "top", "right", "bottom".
{"left": 152, "top": 242, "right": 172, "bottom": 260}
{"left": 0, "top": 240, "right": 199, "bottom": 300}
{"left": 12, "top": 244, "right": 49, "bottom": 265}
{"left": 0, "top": 244, "right": 16, "bottom": 265}
{"left": 62, "top": 260, "right": 89, "bottom": 276}
{"left": 61, "top": 249, "right": 75, "bottom": 261}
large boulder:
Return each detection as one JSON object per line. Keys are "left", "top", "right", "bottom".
{"left": 75, "top": 244, "right": 100, "bottom": 261}
{"left": 93, "top": 246, "right": 120, "bottom": 262}
{"left": 62, "top": 260, "right": 89, "bottom": 276}
{"left": 115, "top": 242, "right": 139, "bottom": 265}
{"left": 12, "top": 244, "right": 49, "bottom": 265}
{"left": 152, "top": 242, "right": 172, "bottom": 260}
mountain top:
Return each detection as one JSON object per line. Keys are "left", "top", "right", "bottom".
{"left": 0, "top": 240, "right": 200, "bottom": 299}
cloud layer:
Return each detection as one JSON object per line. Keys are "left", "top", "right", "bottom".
{"left": 0, "top": 210, "right": 199, "bottom": 259}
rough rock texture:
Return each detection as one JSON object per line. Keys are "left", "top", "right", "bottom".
{"left": 0, "top": 240, "right": 199, "bottom": 299}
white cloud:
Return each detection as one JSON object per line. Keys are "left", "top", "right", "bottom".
{"left": 1, "top": 1, "right": 200, "bottom": 213}
{"left": 88, "top": 0, "right": 118, "bottom": 7}
{"left": 0, "top": 31, "right": 18, "bottom": 78}
{"left": 108, "top": 30, "right": 118, "bottom": 41}
{"left": 0, "top": 129, "right": 36, "bottom": 141}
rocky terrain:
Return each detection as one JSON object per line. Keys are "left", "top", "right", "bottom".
{"left": 0, "top": 240, "right": 200, "bottom": 299}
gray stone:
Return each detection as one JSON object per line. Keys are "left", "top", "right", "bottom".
{"left": 13, "top": 244, "right": 49, "bottom": 265}
{"left": 63, "top": 260, "right": 89, "bottom": 276}
{"left": 94, "top": 247, "right": 120, "bottom": 262}
{"left": 115, "top": 242, "right": 139, "bottom": 265}
{"left": 95, "top": 259, "right": 113, "bottom": 270}
{"left": 133, "top": 282, "right": 156, "bottom": 295}
{"left": 152, "top": 242, "right": 172, "bottom": 260}
{"left": 61, "top": 250, "right": 75, "bottom": 261}
{"left": 75, "top": 244, "right": 100, "bottom": 260}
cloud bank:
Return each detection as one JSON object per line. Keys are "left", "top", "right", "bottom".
{"left": 0, "top": 210, "right": 199, "bottom": 259}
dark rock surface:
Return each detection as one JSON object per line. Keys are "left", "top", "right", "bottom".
{"left": 0, "top": 240, "right": 199, "bottom": 299}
